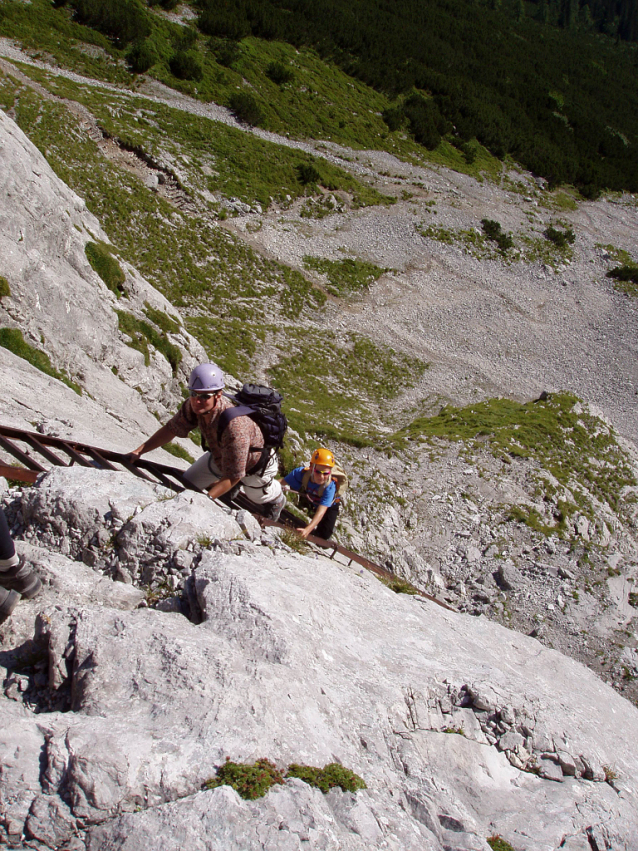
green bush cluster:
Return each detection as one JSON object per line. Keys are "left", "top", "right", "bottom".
{"left": 0, "top": 327, "right": 81, "bottom": 394}
{"left": 85, "top": 241, "right": 127, "bottom": 297}
{"left": 229, "top": 91, "right": 264, "bottom": 126}
{"left": 481, "top": 219, "right": 514, "bottom": 254}
{"left": 286, "top": 763, "right": 367, "bottom": 793}
{"left": 116, "top": 310, "right": 182, "bottom": 373}
{"left": 380, "top": 576, "right": 419, "bottom": 595}
{"left": 544, "top": 224, "right": 575, "bottom": 248}
{"left": 64, "top": 0, "right": 150, "bottom": 47}
{"left": 487, "top": 837, "right": 516, "bottom": 851}
{"left": 266, "top": 60, "right": 294, "bottom": 86}
{"left": 204, "top": 759, "right": 285, "bottom": 800}
{"left": 0, "top": 275, "right": 10, "bottom": 299}
{"left": 607, "top": 265, "right": 638, "bottom": 284}
{"left": 204, "top": 759, "right": 366, "bottom": 800}
{"left": 162, "top": 442, "right": 195, "bottom": 464}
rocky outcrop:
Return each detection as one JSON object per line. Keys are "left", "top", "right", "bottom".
{"left": 1, "top": 468, "right": 638, "bottom": 850}
{"left": 0, "top": 109, "right": 205, "bottom": 455}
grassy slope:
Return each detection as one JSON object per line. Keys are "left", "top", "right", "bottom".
{"left": 0, "top": 65, "right": 426, "bottom": 445}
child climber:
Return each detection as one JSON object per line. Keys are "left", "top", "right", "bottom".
{"left": 280, "top": 448, "right": 342, "bottom": 540}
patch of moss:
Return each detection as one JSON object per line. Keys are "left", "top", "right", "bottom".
{"left": 0, "top": 327, "right": 81, "bottom": 394}
{"left": 487, "top": 837, "right": 516, "bottom": 851}
{"left": 286, "top": 763, "right": 366, "bottom": 793}
{"left": 116, "top": 310, "right": 181, "bottom": 374}
{"left": 204, "top": 759, "right": 285, "bottom": 800}
{"left": 0, "top": 275, "right": 10, "bottom": 299}
{"left": 85, "top": 240, "right": 127, "bottom": 297}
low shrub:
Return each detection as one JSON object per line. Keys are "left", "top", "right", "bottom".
{"left": 162, "top": 442, "right": 195, "bottom": 464}
{"left": 0, "top": 275, "right": 10, "bottom": 299}
{"left": 297, "top": 163, "right": 322, "bottom": 186}
{"left": 544, "top": 225, "right": 575, "bottom": 248}
{"left": 127, "top": 37, "right": 159, "bottom": 73}
{"left": 380, "top": 576, "right": 419, "bottom": 595}
{"left": 266, "top": 61, "right": 294, "bottom": 86}
{"left": 204, "top": 759, "right": 285, "bottom": 800}
{"left": 85, "top": 241, "right": 127, "bottom": 297}
{"left": 229, "top": 91, "right": 264, "bottom": 126}
{"left": 487, "top": 837, "right": 515, "bottom": 851}
{"left": 607, "top": 264, "right": 638, "bottom": 284}
{"left": 169, "top": 49, "right": 203, "bottom": 81}
{"left": 208, "top": 37, "right": 241, "bottom": 68}
{"left": 286, "top": 763, "right": 367, "bottom": 793}
{"left": 481, "top": 219, "right": 513, "bottom": 253}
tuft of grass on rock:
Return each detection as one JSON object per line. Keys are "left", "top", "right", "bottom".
{"left": 379, "top": 575, "right": 419, "bottom": 595}
{"left": 116, "top": 310, "right": 182, "bottom": 374}
{"left": 204, "top": 759, "right": 285, "bottom": 800}
{"left": 162, "top": 442, "right": 195, "bottom": 464}
{"left": 85, "top": 240, "right": 127, "bottom": 297}
{"left": 286, "top": 763, "right": 366, "bottom": 793}
{"left": 0, "top": 275, "right": 10, "bottom": 299}
{"left": 0, "top": 327, "right": 81, "bottom": 394}
{"left": 487, "top": 837, "right": 516, "bottom": 851}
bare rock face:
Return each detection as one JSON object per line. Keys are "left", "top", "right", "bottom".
{"left": 2, "top": 472, "right": 638, "bottom": 850}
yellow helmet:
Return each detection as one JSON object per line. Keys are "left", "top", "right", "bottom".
{"left": 310, "top": 447, "right": 335, "bottom": 468}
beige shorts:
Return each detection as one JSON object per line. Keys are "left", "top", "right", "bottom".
{"left": 183, "top": 450, "right": 282, "bottom": 505}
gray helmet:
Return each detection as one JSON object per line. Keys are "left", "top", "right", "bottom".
{"left": 188, "top": 363, "right": 225, "bottom": 392}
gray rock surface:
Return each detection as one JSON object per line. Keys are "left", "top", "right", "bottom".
{"left": 1, "top": 473, "right": 638, "bottom": 849}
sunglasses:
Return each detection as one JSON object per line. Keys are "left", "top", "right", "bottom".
{"left": 313, "top": 468, "right": 332, "bottom": 477}
{"left": 190, "top": 391, "right": 217, "bottom": 401}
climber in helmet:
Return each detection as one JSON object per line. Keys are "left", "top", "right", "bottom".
{"left": 280, "top": 447, "right": 343, "bottom": 540}
{"left": 129, "top": 363, "right": 286, "bottom": 520}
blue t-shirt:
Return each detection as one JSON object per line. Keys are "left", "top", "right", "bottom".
{"left": 284, "top": 466, "right": 336, "bottom": 507}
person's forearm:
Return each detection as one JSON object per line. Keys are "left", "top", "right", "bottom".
{"left": 207, "top": 476, "right": 241, "bottom": 501}
{"left": 131, "top": 424, "right": 176, "bottom": 457}
{"left": 300, "top": 505, "right": 327, "bottom": 538}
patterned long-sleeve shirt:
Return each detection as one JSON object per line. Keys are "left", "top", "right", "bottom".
{"left": 166, "top": 396, "right": 263, "bottom": 480}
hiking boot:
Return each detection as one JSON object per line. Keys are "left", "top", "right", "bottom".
{"left": 0, "top": 587, "right": 19, "bottom": 624}
{"left": 261, "top": 491, "right": 286, "bottom": 522}
{"left": 0, "top": 556, "right": 42, "bottom": 599}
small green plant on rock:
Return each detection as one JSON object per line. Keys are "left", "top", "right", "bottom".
{"left": 204, "top": 758, "right": 285, "bottom": 799}
{"left": 278, "top": 527, "right": 310, "bottom": 554}
{"left": 85, "top": 241, "right": 127, "bottom": 298}
{"left": 162, "top": 442, "right": 195, "bottom": 464}
{"left": 487, "top": 836, "right": 516, "bottom": 851}
{"left": 286, "top": 763, "right": 367, "bottom": 793}
{"left": 0, "top": 275, "right": 10, "bottom": 299}
{"left": 379, "top": 575, "right": 419, "bottom": 595}
{"left": 0, "top": 328, "right": 81, "bottom": 394}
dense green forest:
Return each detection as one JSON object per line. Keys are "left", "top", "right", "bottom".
{"left": 7, "top": 0, "right": 638, "bottom": 194}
